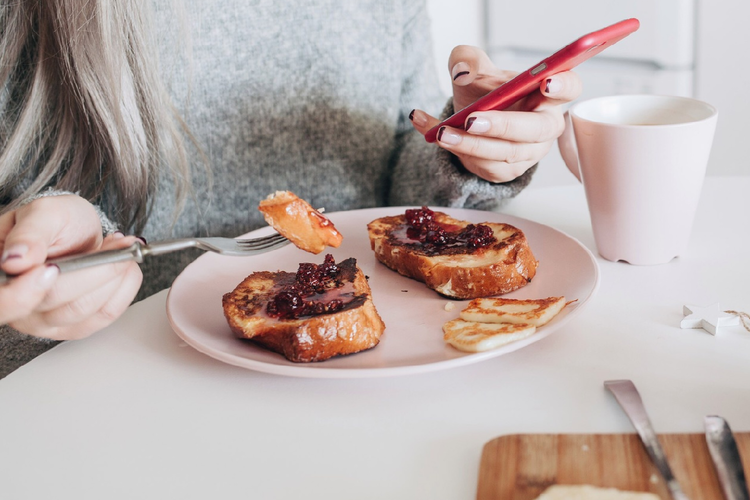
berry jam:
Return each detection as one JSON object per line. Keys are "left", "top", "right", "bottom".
{"left": 403, "top": 207, "right": 496, "bottom": 251}
{"left": 266, "top": 254, "right": 347, "bottom": 320}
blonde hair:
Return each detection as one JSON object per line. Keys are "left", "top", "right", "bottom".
{"left": 0, "top": 0, "right": 191, "bottom": 233}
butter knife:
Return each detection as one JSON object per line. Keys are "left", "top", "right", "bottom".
{"left": 705, "top": 415, "right": 750, "bottom": 500}
{"left": 604, "top": 380, "right": 690, "bottom": 500}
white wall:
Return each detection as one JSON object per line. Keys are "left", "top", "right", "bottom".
{"left": 695, "top": 0, "right": 750, "bottom": 176}
{"left": 426, "top": 0, "right": 484, "bottom": 97}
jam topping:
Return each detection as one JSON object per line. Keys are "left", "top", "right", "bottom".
{"left": 266, "top": 254, "right": 349, "bottom": 319}
{"left": 402, "top": 207, "right": 496, "bottom": 251}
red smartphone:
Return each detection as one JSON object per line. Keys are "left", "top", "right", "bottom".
{"left": 424, "top": 18, "right": 640, "bottom": 143}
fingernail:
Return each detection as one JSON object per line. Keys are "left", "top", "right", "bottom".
{"left": 451, "top": 62, "right": 471, "bottom": 81}
{"left": 545, "top": 77, "right": 562, "bottom": 95}
{"left": 465, "top": 116, "right": 490, "bottom": 133}
{"left": 136, "top": 235, "right": 148, "bottom": 245}
{"left": 38, "top": 264, "right": 59, "bottom": 287}
{"left": 437, "top": 127, "right": 461, "bottom": 145}
{"left": 1, "top": 244, "right": 29, "bottom": 264}
{"left": 409, "top": 109, "right": 428, "bottom": 127}
{"left": 112, "top": 231, "right": 125, "bottom": 239}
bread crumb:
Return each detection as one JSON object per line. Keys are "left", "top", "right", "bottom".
{"left": 649, "top": 474, "right": 659, "bottom": 484}
{"left": 581, "top": 444, "right": 589, "bottom": 452}
{"left": 444, "top": 302, "right": 456, "bottom": 311}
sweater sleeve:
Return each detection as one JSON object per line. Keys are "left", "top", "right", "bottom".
{"left": 387, "top": 1, "right": 535, "bottom": 211}
{"left": 16, "top": 189, "right": 119, "bottom": 236}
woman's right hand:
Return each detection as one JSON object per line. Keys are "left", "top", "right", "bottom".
{"left": 0, "top": 194, "right": 143, "bottom": 340}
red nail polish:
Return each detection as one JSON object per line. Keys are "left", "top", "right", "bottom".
{"left": 409, "top": 109, "right": 415, "bottom": 121}
{"left": 465, "top": 117, "right": 476, "bottom": 131}
{"left": 545, "top": 78, "right": 552, "bottom": 94}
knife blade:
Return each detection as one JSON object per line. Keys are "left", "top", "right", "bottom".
{"left": 604, "top": 380, "right": 690, "bottom": 500}
{"left": 705, "top": 415, "right": 750, "bottom": 500}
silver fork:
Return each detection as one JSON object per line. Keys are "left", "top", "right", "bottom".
{"left": 0, "top": 233, "right": 289, "bottom": 285}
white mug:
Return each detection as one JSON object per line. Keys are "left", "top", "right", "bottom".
{"left": 558, "top": 94, "right": 718, "bottom": 265}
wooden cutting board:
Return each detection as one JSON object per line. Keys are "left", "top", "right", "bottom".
{"left": 477, "top": 433, "right": 750, "bottom": 500}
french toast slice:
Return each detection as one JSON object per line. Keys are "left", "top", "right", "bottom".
{"left": 259, "top": 190, "right": 343, "bottom": 254}
{"left": 222, "top": 257, "right": 385, "bottom": 362}
{"left": 459, "top": 296, "right": 567, "bottom": 327}
{"left": 442, "top": 319, "right": 536, "bottom": 353}
{"left": 367, "top": 209, "right": 538, "bottom": 299}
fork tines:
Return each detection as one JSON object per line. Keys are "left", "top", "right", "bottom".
{"left": 237, "top": 233, "right": 289, "bottom": 250}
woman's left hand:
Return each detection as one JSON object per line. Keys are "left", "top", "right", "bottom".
{"left": 410, "top": 45, "right": 583, "bottom": 183}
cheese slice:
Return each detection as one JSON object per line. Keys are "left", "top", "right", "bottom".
{"left": 459, "top": 296, "right": 566, "bottom": 327}
{"left": 533, "top": 485, "right": 660, "bottom": 500}
{"left": 442, "top": 319, "right": 535, "bottom": 352}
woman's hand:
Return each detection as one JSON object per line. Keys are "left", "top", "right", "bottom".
{"left": 410, "top": 45, "right": 583, "bottom": 183}
{"left": 0, "top": 195, "right": 142, "bottom": 340}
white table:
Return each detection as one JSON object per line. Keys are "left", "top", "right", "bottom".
{"left": 2, "top": 176, "right": 749, "bottom": 500}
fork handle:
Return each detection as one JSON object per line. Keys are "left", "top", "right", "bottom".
{"left": 0, "top": 242, "right": 145, "bottom": 286}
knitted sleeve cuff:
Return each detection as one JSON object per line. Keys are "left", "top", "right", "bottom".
{"left": 19, "top": 189, "right": 119, "bottom": 236}
{"left": 433, "top": 98, "right": 537, "bottom": 209}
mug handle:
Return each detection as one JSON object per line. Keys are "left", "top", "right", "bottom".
{"left": 558, "top": 110, "right": 582, "bottom": 182}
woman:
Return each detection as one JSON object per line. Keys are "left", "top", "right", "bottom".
{"left": 0, "top": 0, "right": 581, "bottom": 375}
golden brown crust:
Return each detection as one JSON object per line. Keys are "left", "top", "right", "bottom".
{"left": 258, "top": 190, "right": 343, "bottom": 254}
{"left": 367, "top": 211, "right": 538, "bottom": 299}
{"left": 222, "top": 258, "right": 385, "bottom": 362}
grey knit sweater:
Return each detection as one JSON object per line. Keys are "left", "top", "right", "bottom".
{"left": 0, "top": 0, "right": 534, "bottom": 377}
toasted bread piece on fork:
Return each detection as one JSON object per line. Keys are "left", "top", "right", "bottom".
{"left": 259, "top": 190, "right": 343, "bottom": 254}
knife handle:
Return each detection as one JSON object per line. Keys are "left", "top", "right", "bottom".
{"left": 605, "top": 380, "right": 690, "bottom": 500}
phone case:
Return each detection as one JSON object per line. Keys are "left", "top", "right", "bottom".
{"left": 424, "top": 18, "right": 640, "bottom": 143}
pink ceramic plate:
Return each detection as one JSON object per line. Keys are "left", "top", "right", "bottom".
{"left": 166, "top": 207, "right": 599, "bottom": 378}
